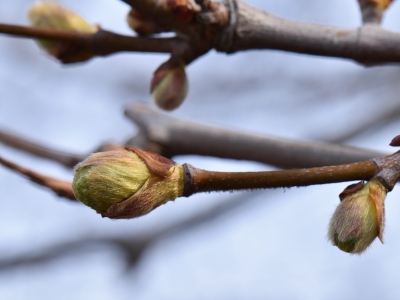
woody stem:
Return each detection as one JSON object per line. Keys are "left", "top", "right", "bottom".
{"left": 182, "top": 160, "right": 378, "bottom": 196}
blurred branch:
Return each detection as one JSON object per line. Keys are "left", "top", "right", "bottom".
{"left": 0, "top": 128, "right": 85, "bottom": 168}
{"left": 0, "top": 156, "right": 76, "bottom": 200}
{"left": 323, "top": 102, "right": 400, "bottom": 144}
{"left": 125, "top": 102, "right": 386, "bottom": 168}
{"left": 0, "top": 190, "right": 263, "bottom": 271}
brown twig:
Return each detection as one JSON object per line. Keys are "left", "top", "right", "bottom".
{"left": 182, "top": 150, "right": 400, "bottom": 196}
{"left": 182, "top": 160, "right": 377, "bottom": 196}
{"left": 0, "top": 190, "right": 263, "bottom": 271}
{"left": 0, "top": 156, "right": 76, "bottom": 200}
{"left": 0, "top": 147, "right": 393, "bottom": 203}
{"left": 0, "top": 23, "right": 188, "bottom": 57}
{"left": 0, "top": 128, "right": 85, "bottom": 168}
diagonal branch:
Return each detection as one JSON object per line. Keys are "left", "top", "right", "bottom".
{"left": 0, "top": 128, "right": 85, "bottom": 168}
{"left": 0, "top": 156, "right": 76, "bottom": 200}
{"left": 0, "top": 190, "right": 262, "bottom": 271}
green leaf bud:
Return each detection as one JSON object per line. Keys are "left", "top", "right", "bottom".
{"left": 72, "top": 148, "right": 184, "bottom": 219}
{"left": 328, "top": 180, "right": 387, "bottom": 254}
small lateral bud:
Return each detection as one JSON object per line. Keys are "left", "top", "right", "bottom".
{"left": 28, "top": 2, "right": 98, "bottom": 63}
{"left": 72, "top": 148, "right": 184, "bottom": 219}
{"left": 328, "top": 180, "right": 387, "bottom": 254}
{"left": 126, "top": 9, "right": 163, "bottom": 36}
{"left": 150, "top": 58, "right": 188, "bottom": 111}
{"left": 390, "top": 135, "right": 400, "bottom": 147}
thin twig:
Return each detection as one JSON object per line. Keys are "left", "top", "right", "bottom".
{"left": 0, "top": 128, "right": 85, "bottom": 168}
{"left": 0, "top": 190, "right": 263, "bottom": 271}
{"left": 0, "top": 23, "right": 187, "bottom": 56}
{"left": 0, "top": 156, "right": 76, "bottom": 200}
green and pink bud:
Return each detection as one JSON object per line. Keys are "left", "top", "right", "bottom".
{"left": 150, "top": 59, "right": 188, "bottom": 111}
{"left": 328, "top": 180, "right": 387, "bottom": 254}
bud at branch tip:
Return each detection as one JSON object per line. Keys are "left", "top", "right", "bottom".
{"left": 72, "top": 148, "right": 184, "bottom": 219}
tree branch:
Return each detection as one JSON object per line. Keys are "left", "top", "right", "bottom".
{"left": 2, "top": 1, "right": 400, "bottom": 65}
{"left": 183, "top": 160, "right": 377, "bottom": 196}
{"left": 0, "top": 127, "right": 85, "bottom": 168}
{"left": 227, "top": 1, "right": 400, "bottom": 65}
{"left": 0, "top": 156, "right": 76, "bottom": 200}
{"left": 125, "top": 102, "right": 386, "bottom": 169}
{"left": 0, "top": 190, "right": 262, "bottom": 271}
{"left": 0, "top": 103, "right": 385, "bottom": 170}
{"left": 122, "top": 0, "right": 400, "bottom": 65}
{"left": 0, "top": 23, "right": 187, "bottom": 57}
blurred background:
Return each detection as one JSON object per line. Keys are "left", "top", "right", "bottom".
{"left": 1, "top": 0, "right": 400, "bottom": 299}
